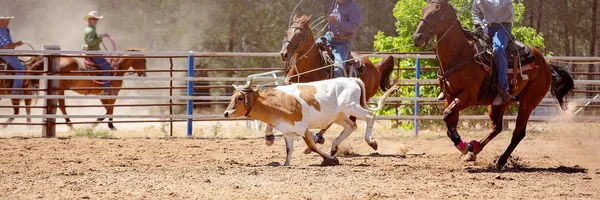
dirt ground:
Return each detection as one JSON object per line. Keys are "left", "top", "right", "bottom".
{"left": 1, "top": 122, "right": 600, "bottom": 199}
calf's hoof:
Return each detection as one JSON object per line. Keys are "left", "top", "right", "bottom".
{"left": 315, "top": 134, "right": 325, "bottom": 144}
{"left": 303, "top": 148, "right": 312, "bottom": 154}
{"left": 321, "top": 157, "right": 340, "bottom": 166}
{"left": 265, "top": 135, "right": 275, "bottom": 146}
{"left": 368, "top": 141, "right": 378, "bottom": 151}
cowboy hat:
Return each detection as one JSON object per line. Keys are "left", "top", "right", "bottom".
{"left": 83, "top": 11, "right": 103, "bottom": 21}
{"left": 0, "top": 16, "right": 14, "bottom": 21}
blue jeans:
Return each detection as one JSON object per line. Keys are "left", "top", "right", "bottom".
{"left": 1, "top": 56, "right": 25, "bottom": 95}
{"left": 317, "top": 36, "right": 352, "bottom": 78}
{"left": 90, "top": 57, "right": 112, "bottom": 89}
{"left": 488, "top": 25, "right": 512, "bottom": 92}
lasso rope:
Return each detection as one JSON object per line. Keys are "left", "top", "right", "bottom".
{"left": 85, "top": 34, "right": 119, "bottom": 85}
{"left": 265, "top": 43, "right": 416, "bottom": 87}
{"left": 288, "top": 0, "right": 305, "bottom": 27}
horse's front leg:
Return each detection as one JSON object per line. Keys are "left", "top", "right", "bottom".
{"left": 443, "top": 94, "right": 473, "bottom": 157}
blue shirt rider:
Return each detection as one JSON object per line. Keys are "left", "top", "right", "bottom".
{"left": 82, "top": 11, "right": 113, "bottom": 95}
{"left": 472, "top": 0, "right": 515, "bottom": 105}
{"left": 317, "top": 0, "right": 362, "bottom": 78}
{"left": 0, "top": 16, "right": 26, "bottom": 95}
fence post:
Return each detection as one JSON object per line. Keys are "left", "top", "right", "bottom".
{"left": 42, "top": 55, "right": 59, "bottom": 138}
{"left": 414, "top": 58, "right": 420, "bottom": 137}
{"left": 187, "top": 55, "right": 194, "bottom": 137}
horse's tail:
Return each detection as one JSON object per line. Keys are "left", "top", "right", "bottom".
{"left": 550, "top": 64, "right": 574, "bottom": 111}
{"left": 374, "top": 56, "right": 394, "bottom": 92}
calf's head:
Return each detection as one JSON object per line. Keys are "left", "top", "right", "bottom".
{"left": 224, "top": 79, "right": 260, "bottom": 118}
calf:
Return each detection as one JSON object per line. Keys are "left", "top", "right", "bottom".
{"left": 223, "top": 78, "right": 397, "bottom": 165}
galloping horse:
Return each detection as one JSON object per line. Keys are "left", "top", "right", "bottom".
{"left": 0, "top": 59, "right": 39, "bottom": 127}
{"left": 279, "top": 15, "right": 395, "bottom": 153}
{"left": 27, "top": 49, "right": 147, "bottom": 130}
{"left": 412, "top": 0, "right": 574, "bottom": 169}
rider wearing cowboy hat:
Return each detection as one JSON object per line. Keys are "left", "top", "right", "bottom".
{"left": 317, "top": 0, "right": 362, "bottom": 78}
{"left": 0, "top": 16, "right": 26, "bottom": 95}
{"left": 82, "top": 11, "right": 113, "bottom": 95}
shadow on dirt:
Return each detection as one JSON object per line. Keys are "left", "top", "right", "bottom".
{"left": 337, "top": 152, "right": 425, "bottom": 158}
{"left": 467, "top": 165, "right": 588, "bottom": 174}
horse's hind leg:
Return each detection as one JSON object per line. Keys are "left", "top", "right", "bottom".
{"left": 495, "top": 101, "right": 536, "bottom": 170}
{"left": 2, "top": 99, "right": 20, "bottom": 128}
{"left": 101, "top": 99, "right": 117, "bottom": 131}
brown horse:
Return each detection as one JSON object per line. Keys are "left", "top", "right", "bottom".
{"left": 0, "top": 59, "right": 39, "bottom": 127}
{"left": 279, "top": 15, "right": 395, "bottom": 152}
{"left": 28, "top": 49, "right": 147, "bottom": 130}
{"left": 413, "top": 0, "right": 574, "bottom": 169}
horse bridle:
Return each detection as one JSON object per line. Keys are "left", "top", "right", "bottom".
{"left": 282, "top": 25, "right": 309, "bottom": 61}
{"left": 418, "top": 1, "right": 457, "bottom": 45}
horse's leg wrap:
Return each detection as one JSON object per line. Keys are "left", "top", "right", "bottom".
{"left": 447, "top": 125, "right": 468, "bottom": 155}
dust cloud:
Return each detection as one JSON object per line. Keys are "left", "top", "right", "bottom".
{"left": 0, "top": 0, "right": 218, "bottom": 131}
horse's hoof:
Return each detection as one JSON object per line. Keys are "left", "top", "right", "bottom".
{"left": 321, "top": 157, "right": 340, "bottom": 166}
{"left": 455, "top": 140, "right": 468, "bottom": 155}
{"left": 303, "top": 148, "right": 312, "bottom": 154}
{"left": 495, "top": 157, "right": 507, "bottom": 170}
{"left": 464, "top": 152, "right": 477, "bottom": 162}
{"left": 369, "top": 141, "right": 378, "bottom": 151}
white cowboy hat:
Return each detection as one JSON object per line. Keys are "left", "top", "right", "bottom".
{"left": 0, "top": 16, "right": 14, "bottom": 20}
{"left": 83, "top": 11, "right": 103, "bottom": 21}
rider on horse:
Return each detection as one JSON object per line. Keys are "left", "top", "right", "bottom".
{"left": 82, "top": 11, "right": 113, "bottom": 95}
{"left": 472, "top": 0, "right": 515, "bottom": 105}
{"left": 317, "top": 0, "right": 362, "bottom": 78}
{"left": 438, "top": 0, "right": 515, "bottom": 105}
{"left": 0, "top": 16, "right": 26, "bottom": 95}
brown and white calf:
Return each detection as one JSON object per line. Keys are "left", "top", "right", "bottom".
{"left": 223, "top": 78, "right": 397, "bottom": 165}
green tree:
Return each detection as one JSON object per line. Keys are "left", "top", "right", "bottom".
{"left": 373, "top": 0, "right": 546, "bottom": 129}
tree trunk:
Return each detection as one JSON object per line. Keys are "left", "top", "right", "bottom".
{"left": 536, "top": 0, "right": 543, "bottom": 31}
{"left": 589, "top": 0, "right": 598, "bottom": 99}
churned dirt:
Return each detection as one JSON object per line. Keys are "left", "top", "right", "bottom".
{"left": 0, "top": 122, "right": 599, "bottom": 199}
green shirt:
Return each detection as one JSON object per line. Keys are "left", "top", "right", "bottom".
{"left": 82, "top": 25, "right": 102, "bottom": 51}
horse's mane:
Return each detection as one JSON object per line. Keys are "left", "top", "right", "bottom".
{"left": 292, "top": 15, "right": 311, "bottom": 26}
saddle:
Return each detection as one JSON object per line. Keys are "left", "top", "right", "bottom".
{"left": 316, "top": 37, "right": 364, "bottom": 78}
{"left": 464, "top": 29, "right": 535, "bottom": 69}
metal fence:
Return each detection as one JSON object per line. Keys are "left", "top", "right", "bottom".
{"left": 1, "top": 49, "right": 599, "bottom": 137}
